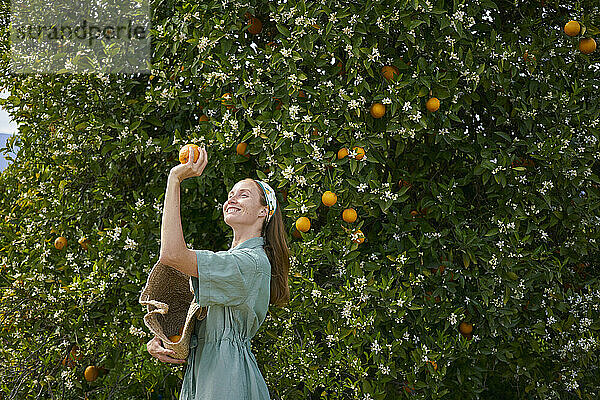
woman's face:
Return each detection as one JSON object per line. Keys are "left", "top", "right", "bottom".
{"left": 223, "top": 180, "right": 267, "bottom": 226}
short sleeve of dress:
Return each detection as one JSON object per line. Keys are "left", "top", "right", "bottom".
{"left": 190, "top": 248, "right": 259, "bottom": 307}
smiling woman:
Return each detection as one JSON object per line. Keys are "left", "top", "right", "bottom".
{"left": 149, "top": 145, "right": 290, "bottom": 400}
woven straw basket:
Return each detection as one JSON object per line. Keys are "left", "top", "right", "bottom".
{"left": 139, "top": 260, "right": 208, "bottom": 360}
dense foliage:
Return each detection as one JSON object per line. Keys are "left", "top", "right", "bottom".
{"left": 1, "top": 0, "right": 599, "bottom": 398}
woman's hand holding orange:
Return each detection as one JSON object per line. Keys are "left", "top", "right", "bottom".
{"left": 169, "top": 146, "right": 208, "bottom": 182}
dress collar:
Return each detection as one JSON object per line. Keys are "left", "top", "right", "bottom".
{"left": 230, "top": 236, "right": 264, "bottom": 251}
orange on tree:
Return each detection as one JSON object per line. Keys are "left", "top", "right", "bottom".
{"left": 342, "top": 208, "right": 357, "bottom": 223}
{"left": 62, "top": 345, "right": 82, "bottom": 367}
{"left": 370, "top": 103, "right": 385, "bottom": 118}
{"left": 179, "top": 144, "right": 200, "bottom": 164}
{"left": 337, "top": 147, "right": 348, "bottom": 159}
{"left": 291, "top": 228, "right": 302, "bottom": 239}
{"left": 381, "top": 65, "right": 400, "bottom": 81}
{"left": 236, "top": 142, "right": 248, "bottom": 156}
{"left": 351, "top": 229, "right": 365, "bottom": 244}
{"left": 430, "top": 264, "right": 446, "bottom": 275}
{"left": 78, "top": 237, "right": 90, "bottom": 250}
{"left": 54, "top": 236, "right": 67, "bottom": 250}
{"left": 459, "top": 321, "right": 473, "bottom": 335}
{"left": 579, "top": 37, "right": 596, "bottom": 54}
{"left": 62, "top": 355, "right": 75, "bottom": 367}
{"left": 70, "top": 345, "right": 82, "bottom": 361}
{"left": 427, "top": 360, "right": 438, "bottom": 371}
{"left": 221, "top": 92, "right": 235, "bottom": 109}
{"left": 563, "top": 20, "right": 580, "bottom": 37}
{"left": 426, "top": 97, "right": 440, "bottom": 112}
{"left": 425, "top": 291, "right": 441, "bottom": 303}
{"left": 352, "top": 146, "right": 365, "bottom": 160}
{"left": 199, "top": 115, "right": 209, "bottom": 122}
{"left": 295, "top": 217, "right": 310, "bottom": 232}
{"left": 322, "top": 191, "right": 337, "bottom": 206}
{"left": 523, "top": 50, "right": 536, "bottom": 62}
{"left": 398, "top": 179, "right": 411, "bottom": 188}
{"left": 84, "top": 366, "right": 100, "bottom": 382}
{"left": 247, "top": 16, "right": 262, "bottom": 35}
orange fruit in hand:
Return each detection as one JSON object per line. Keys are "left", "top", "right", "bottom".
{"left": 342, "top": 208, "right": 357, "bottom": 223}
{"left": 563, "top": 20, "right": 580, "bottom": 37}
{"left": 459, "top": 321, "right": 473, "bottom": 335}
{"left": 426, "top": 97, "right": 440, "bottom": 112}
{"left": 179, "top": 144, "right": 200, "bottom": 164}
{"left": 370, "top": 103, "right": 385, "bottom": 118}
{"left": 579, "top": 38, "right": 596, "bottom": 54}
{"left": 54, "top": 236, "right": 67, "bottom": 250}
{"left": 352, "top": 146, "right": 365, "bottom": 160}
{"left": 295, "top": 217, "right": 310, "bottom": 232}
{"left": 381, "top": 65, "right": 400, "bottom": 81}
{"left": 84, "top": 366, "right": 100, "bottom": 382}
{"left": 337, "top": 147, "right": 348, "bottom": 159}
{"left": 322, "top": 191, "right": 337, "bottom": 206}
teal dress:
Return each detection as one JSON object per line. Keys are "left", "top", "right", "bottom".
{"left": 179, "top": 236, "right": 272, "bottom": 400}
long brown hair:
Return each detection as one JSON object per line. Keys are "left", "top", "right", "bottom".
{"left": 247, "top": 178, "right": 290, "bottom": 307}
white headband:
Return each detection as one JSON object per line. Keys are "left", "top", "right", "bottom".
{"left": 255, "top": 180, "right": 277, "bottom": 224}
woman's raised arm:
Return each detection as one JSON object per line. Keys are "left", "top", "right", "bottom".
{"left": 158, "top": 146, "right": 208, "bottom": 267}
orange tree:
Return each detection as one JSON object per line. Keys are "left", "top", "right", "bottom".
{"left": 1, "top": 0, "right": 599, "bottom": 398}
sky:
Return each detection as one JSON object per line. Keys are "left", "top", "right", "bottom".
{"left": 0, "top": 90, "right": 18, "bottom": 172}
{"left": 0, "top": 89, "right": 17, "bottom": 135}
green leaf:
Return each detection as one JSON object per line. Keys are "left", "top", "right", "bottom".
{"left": 256, "top": 170, "right": 267, "bottom": 180}
{"left": 462, "top": 253, "right": 470, "bottom": 268}
{"left": 277, "top": 24, "right": 290, "bottom": 37}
